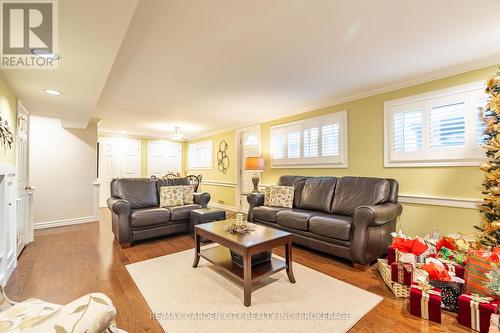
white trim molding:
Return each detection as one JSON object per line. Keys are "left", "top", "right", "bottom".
{"left": 202, "top": 180, "right": 237, "bottom": 188}
{"left": 398, "top": 194, "right": 481, "bottom": 209}
{"left": 208, "top": 202, "right": 236, "bottom": 212}
{"left": 34, "top": 216, "right": 98, "bottom": 230}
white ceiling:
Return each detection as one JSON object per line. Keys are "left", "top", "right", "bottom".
{"left": 0, "top": 0, "right": 139, "bottom": 128}
{"left": 3, "top": 1, "right": 500, "bottom": 138}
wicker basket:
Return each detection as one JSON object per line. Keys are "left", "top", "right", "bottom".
{"left": 377, "top": 258, "right": 410, "bottom": 298}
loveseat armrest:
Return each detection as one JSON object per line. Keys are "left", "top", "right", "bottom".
{"left": 193, "top": 192, "right": 211, "bottom": 208}
{"left": 107, "top": 196, "right": 131, "bottom": 216}
{"left": 350, "top": 202, "right": 403, "bottom": 266}
{"left": 246, "top": 193, "right": 264, "bottom": 222}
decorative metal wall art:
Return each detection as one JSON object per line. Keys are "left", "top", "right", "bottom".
{"left": 0, "top": 116, "right": 13, "bottom": 151}
{"left": 217, "top": 140, "right": 229, "bottom": 174}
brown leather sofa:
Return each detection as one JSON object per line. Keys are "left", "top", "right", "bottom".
{"left": 107, "top": 178, "right": 211, "bottom": 247}
{"left": 247, "top": 176, "right": 402, "bottom": 268}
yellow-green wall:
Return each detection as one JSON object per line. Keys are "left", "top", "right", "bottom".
{"left": 183, "top": 130, "right": 237, "bottom": 206}
{"left": 186, "top": 65, "right": 499, "bottom": 237}
{"left": 0, "top": 74, "right": 17, "bottom": 165}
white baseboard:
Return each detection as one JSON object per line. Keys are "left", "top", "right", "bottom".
{"left": 34, "top": 216, "right": 98, "bottom": 230}
{"left": 208, "top": 202, "right": 236, "bottom": 212}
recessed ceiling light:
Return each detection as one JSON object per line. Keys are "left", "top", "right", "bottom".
{"left": 43, "top": 89, "right": 62, "bottom": 96}
{"left": 31, "top": 49, "right": 60, "bottom": 60}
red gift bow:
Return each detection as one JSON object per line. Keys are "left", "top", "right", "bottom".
{"left": 391, "top": 237, "right": 429, "bottom": 255}
{"left": 436, "top": 236, "right": 457, "bottom": 252}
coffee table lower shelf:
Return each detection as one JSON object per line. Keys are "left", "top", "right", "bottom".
{"left": 200, "top": 245, "right": 286, "bottom": 283}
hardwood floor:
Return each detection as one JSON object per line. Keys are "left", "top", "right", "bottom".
{"left": 6, "top": 209, "right": 472, "bottom": 332}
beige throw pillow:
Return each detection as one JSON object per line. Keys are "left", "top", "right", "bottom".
{"left": 264, "top": 185, "right": 294, "bottom": 208}
{"left": 160, "top": 186, "right": 184, "bottom": 207}
{"left": 180, "top": 185, "right": 194, "bottom": 204}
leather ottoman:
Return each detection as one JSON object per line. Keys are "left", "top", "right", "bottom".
{"left": 190, "top": 208, "right": 226, "bottom": 238}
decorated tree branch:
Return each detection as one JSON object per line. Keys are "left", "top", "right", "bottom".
{"left": 477, "top": 70, "right": 500, "bottom": 247}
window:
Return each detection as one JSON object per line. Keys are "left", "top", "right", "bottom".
{"left": 270, "top": 111, "right": 348, "bottom": 168}
{"left": 385, "top": 82, "right": 487, "bottom": 167}
{"left": 188, "top": 140, "right": 213, "bottom": 169}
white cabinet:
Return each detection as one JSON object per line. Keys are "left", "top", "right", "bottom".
{"left": 98, "top": 137, "right": 141, "bottom": 207}
{"left": 0, "top": 166, "right": 17, "bottom": 286}
{"left": 147, "top": 141, "right": 182, "bottom": 178}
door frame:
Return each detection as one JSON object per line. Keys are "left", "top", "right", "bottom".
{"left": 235, "top": 125, "right": 261, "bottom": 212}
{"left": 16, "top": 100, "right": 34, "bottom": 248}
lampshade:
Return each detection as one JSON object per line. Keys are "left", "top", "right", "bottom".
{"left": 245, "top": 157, "right": 264, "bottom": 171}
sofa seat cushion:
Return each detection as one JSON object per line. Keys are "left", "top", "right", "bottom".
{"left": 131, "top": 207, "right": 171, "bottom": 227}
{"left": 276, "top": 209, "right": 321, "bottom": 231}
{"left": 309, "top": 214, "right": 353, "bottom": 241}
{"left": 168, "top": 204, "right": 202, "bottom": 221}
{"left": 253, "top": 206, "right": 289, "bottom": 222}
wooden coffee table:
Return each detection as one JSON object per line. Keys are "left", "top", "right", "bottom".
{"left": 192, "top": 219, "right": 295, "bottom": 307}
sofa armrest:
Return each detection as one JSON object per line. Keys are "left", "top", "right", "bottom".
{"left": 350, "top": 202, "right": 403, "bottom": 266}
{"left": 246, "top": 193, "right": 264, "bottom": 222}
{"left": 107, "top": 197, "right": 132, "bottom": 246}
{"left": 193, "top": 192, "right": 211, "bottom": 208}
{"left": 107, "top": 196, "right": 131, "bottom": 216}
{"left": 354, "top": 202, "right": 403, "bottom": 227}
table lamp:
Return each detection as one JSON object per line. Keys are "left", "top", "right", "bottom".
{"left": 245, "top": 157, "right": 265, "bottom": 193}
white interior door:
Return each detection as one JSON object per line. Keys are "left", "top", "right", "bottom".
{"left": 120, "top": 140, "right": 141, "bottom": 178}
{"left": 148, "top": 141, "right": 182, "bottom": 177}
{"left": 16, "top": 101, "right": 32, "bottom": 256}
{"left": 98, "top": 137, "right": 141, "bottom": 207}
{"left": 237, "top": 126, "right": 261, "bottom": 213}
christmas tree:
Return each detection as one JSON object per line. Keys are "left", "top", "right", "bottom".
{"left": 477, "top": 70, "right": 500, "bottom": 247}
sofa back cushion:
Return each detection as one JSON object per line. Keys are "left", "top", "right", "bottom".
{"left": 298, "top": 177, "right": 337, "bottom": 213}
{"left": 277, "top": 175, "right": 307, "bottom": 207}
{"left": 111, "top": 178, "right": 159, "bottom": 209}
{"left": 331, "top": 177, "right": 390, "bottom": 216}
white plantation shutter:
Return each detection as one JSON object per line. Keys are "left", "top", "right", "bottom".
{"left": 270, "top": 111, "right": 347, "bottom": 167}
{"left": 393, "top": 110, "right": 423, "bottom": 152}
{"left": 271, "top": 128, "right": 286, "bottom": 160}
{"left": 287, "top": 130, "right": 301, "bottom": 159}
{"left": 321, "top": 124, "right": 339, "bottom": 156}
{"left": 303, "top": 127, "right": 319, "bottom": 158}
{"left": 188, "top": 140, "right": 213, "bottom": 169}
{"left": 385, "top": 82, "right": 487, "bottom": 167}
{"left": 429, "top": 97, "right": 466, "bottom": 148}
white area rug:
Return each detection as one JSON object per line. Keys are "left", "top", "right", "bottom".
{"left": 126, "top": 247, "right": 382, "bottom": 333}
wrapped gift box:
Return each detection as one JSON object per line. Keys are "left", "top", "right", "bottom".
{"left": 458, "top": 293, "right": 498, "bottom": 332}
{"left": 387, "top": 246, "right": 398, "bottom": 265}
{"left": 442, "top": 262, "right": 465, "bottom": 279}
{"left": 409, "top": 282, "right": 442, "bottom": 323}
{"left": 429, "top": 279, "right": 464, "bottom": 313}
{"left": 390, "top": 262, "right": 413, "bottom": 286}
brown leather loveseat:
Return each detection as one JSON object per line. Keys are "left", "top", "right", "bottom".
{"left": 107, "top": 178, "right": 210, "bottom": 247}
{"left": 247, "top": 175, "right": 402, "bottom": 268}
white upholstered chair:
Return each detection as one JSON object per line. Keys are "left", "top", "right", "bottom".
{"left": 0, "top": 284, "right": 127, "bottom": 332}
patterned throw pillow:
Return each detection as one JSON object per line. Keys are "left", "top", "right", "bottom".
{"left": 264, "top": 185, "right": 294, "bottom": 208}
{"left": 180, "top": 185, "right": 194, "bottom": 204}
{"left": 160, "top": 186, "right": 184, "bottom": 207}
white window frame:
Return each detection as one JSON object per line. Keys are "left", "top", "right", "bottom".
{"left": 188, "top": 140, "right": 213, "bottom": 169}
{"left": 270, "top": 111, "right": 348, "bottom": 168}
{"left": 384, "top": 81, "right": 486, "bottom": 167}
